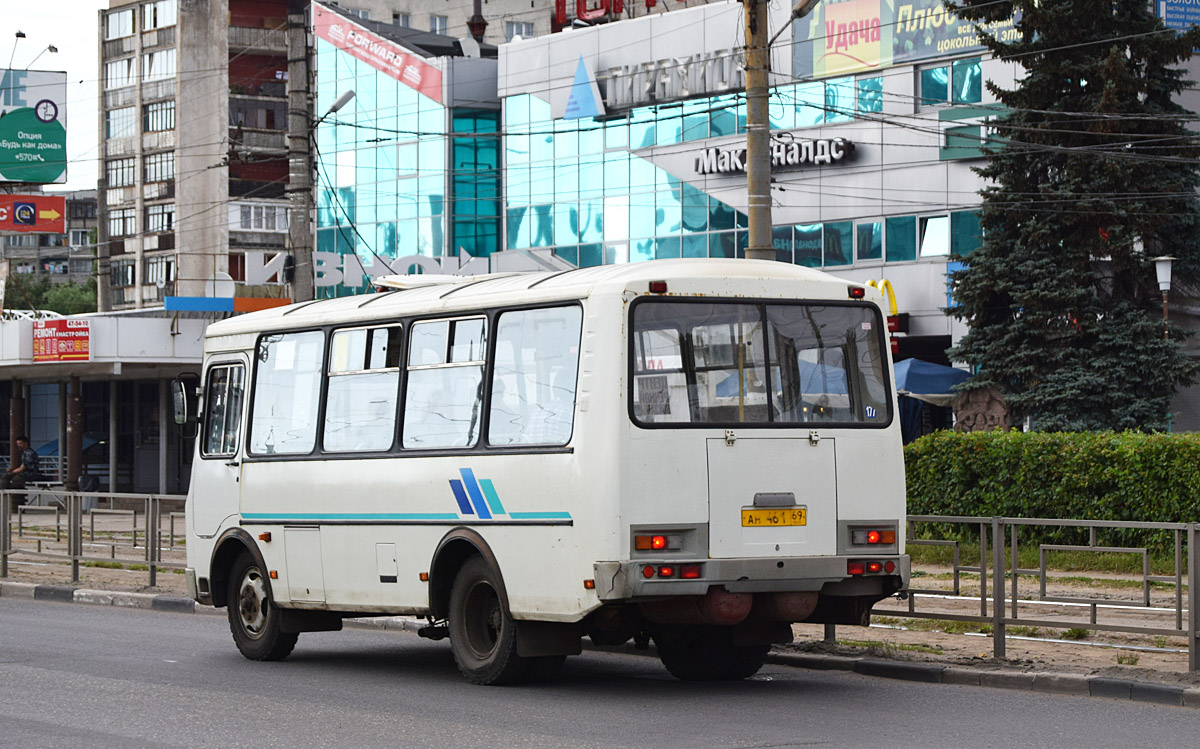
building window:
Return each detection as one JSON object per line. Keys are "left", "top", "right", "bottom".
{"left": 142, "top": 48, "right": 176, "bottom": 83}
{"left": 106, "top": 157, "right": 136, "bottom": 188}
{"left": 144, "top": 152, "right": 174, "bottom": 182}
{"left": 105, "top": 107, "right": 136, "bottom": 139}
{"left": 69, "top": 230, "right": 90, "bottom": 247}
{"left": 145, "top": 203, "right": 175, "bottom": 233}
{"left": 105, "top": 9, "right": 135, "bottom": 40}
{"left": 143, "top": 100, "right": 175, "bottom": 132}
{"left": 104, "top": 58, "right": 135, "bottom": 89}
{"left": 919, "top": 57, "right": 982, "bottom": 108}
{"left": 430, "top": 15, "right": 448, "bottom": 35}
{"left": 142, "top": 0, "right": 176, "bottom": 30}
{"left": 230, "top": 98, "right": 285, "bottom": 129}
{"left": 345, "top": 7, "right": 370, "bottom": 19}
{"left": 111, "top": 258, "right": 136, "bottom": 288}
{"left": 505, "top": 21, "right": 534, "bottom": 41}
{"left": 919, "top": 215, "right": 950, "bottom": 256}
{"left": 144, "top": 255, "right": 176, "bottom": 286}
{"left": 856, "top": 76, "right": 883, "bottom": 115}
{"left": 393, "top": 11, "right": 410, "bottom": 27}
{"left": 238, "top": 204, "right": 289, "bottom": 232}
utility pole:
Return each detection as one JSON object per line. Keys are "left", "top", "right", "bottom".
{"left": 742, "top": 0, "right": 773, "bottom": 261}
{"left": 743, "top": 0, "right": 822, "bottom": 262}
{"left": 286, "top": 2, "right": 314, "bottom": 301}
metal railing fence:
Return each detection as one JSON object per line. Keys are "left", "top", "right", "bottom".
{"left": 1, "top": 489, "right": 187, "bottom": 587}
{"left": 860, "top": 516, "right": 1199, "bottom": 672}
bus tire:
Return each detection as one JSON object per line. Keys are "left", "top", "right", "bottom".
{"left": 655, "top": 625, "right": 765, "bottom": 681}
{"left": 227, "top": 551, "right": 297, "bottom": 661}
{"left": 448, "top": 555, "right": 529, "bottom": 685}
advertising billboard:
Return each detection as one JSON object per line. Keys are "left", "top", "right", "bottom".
{"left": 791, "top": 0, "right": 1020, "bottom": 79}
{"left": 0, "top": 69, "right": 68, "bottom": 183}
{"left": 33, "top": 319, "right": 91, "bottom": 363}
{"left": 312, "top": 2, "right": 443, "bottom": 103}
{"left": 0, "top": 194, "right": 65, "bottom": 233}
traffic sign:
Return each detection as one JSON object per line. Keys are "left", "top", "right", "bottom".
{"left": 0, "top": 194, "right": 65, "bottom": 233}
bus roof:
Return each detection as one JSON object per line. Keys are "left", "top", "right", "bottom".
{"left": 204, "top": 258, "right": 871, "bottom": 339}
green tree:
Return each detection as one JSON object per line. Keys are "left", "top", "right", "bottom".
{"left": 4, "top": 274, "right": 96, "bottom": 316}
{"left": 948, "top": 0, "right": 1200, "bottom": 431}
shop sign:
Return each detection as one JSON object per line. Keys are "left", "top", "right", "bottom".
{"left": 0, "top": 69, "right": 67, "bottom": 184}
{"left": 603, "top": 49, "right": 743, "bottom": 110}
{"left": 33, "top": 319, "right": 90, "bottom": 363}
{"left": 694, "top": 137, "right": 855, "bottom": 175}
{"left": 0, "top": 194, "right": 65, "bottom": 233}
{"left": 313, "top": 2, "right": 443, "bottom": 103}
{"left": 792, "top": 0, "right": 1021, "bottom": 79}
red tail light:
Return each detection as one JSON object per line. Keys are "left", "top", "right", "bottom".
{"left": 642, "top": 565, "right": 655, "bottom": 579}
{"left": 848, "top": 561, "right": 865, "bottom": 576}
{"left": 658, "top": 566, "right": 676, "bottom": 578}
{"left": 867, "top": 561, "right": 883, "bottom": 573}
{"left": 681, "top": 564, "right": 702, "bottom": 579}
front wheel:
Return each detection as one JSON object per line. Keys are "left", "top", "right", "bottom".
{"left": 448, "top": 556, "right": 531, "bottom": 685}
{"left": 227, "top": 551, "right": 297, "bottom": 661}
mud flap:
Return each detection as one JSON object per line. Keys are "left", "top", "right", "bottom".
{"left": 279, "top": 609, "right": 344, "bottom": 634}
{"left": 516, "top": 620, "right": 583, "bottom": 657}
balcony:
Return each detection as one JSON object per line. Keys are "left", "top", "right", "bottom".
{"left": 228, "top": 26, "right": 287, "bottom": 52}
{"left": 104, "top": 88, "right": 135, "bottom": 109}
{"left": 230, "top": 129, "right": 287, "bottom": 152}
{"left": 142, "top": 27, "right": 176, "bottom": 49}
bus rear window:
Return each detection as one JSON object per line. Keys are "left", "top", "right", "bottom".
{"left": 631, "top": 301, "right": 890, "bottom": 426}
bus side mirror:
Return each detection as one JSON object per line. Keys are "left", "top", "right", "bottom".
{"left": 172, "top": 375, "right": 200, "bottom": 439}
{"left": 171, "top": 379, "right": 191, "bottom": 426}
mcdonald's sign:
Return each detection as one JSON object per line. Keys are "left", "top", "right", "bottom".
{"left": 866, "top": 279, "right": 907, "bottom": 353}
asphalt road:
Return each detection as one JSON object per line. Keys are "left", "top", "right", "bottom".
{"left": 0, "top": 599, "right": 1196, "bottom": 749}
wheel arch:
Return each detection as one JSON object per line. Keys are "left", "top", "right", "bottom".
{"left": 429, "top": 528, "right": 508, "bottom": 620}
{"left": 209, "top": 528, "right": 270, "bottom": 609}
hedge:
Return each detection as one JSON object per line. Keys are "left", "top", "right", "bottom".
{"left": 904, "top": 431, "right": 1200, "bottom": 550}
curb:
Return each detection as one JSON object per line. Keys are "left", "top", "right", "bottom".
{"left": 769, "top": 652, "right": 1200, "bottom": 708}
{"left": 4, "top": 580, "right": 1197, "bottom": 707}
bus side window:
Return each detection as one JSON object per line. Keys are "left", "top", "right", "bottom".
{"left": 202, "top": 364, "right": 244, "bottom": 457}
{"left": 403, "top": 317, "right": 487, "bottom": 449}
{"left": 248, "top": 331, "right": 325, "bottom": 455}
{"left": 487, "top": 306, "right": 582, "bottom": 446}
{"left": 324, "top": 325, "right": 402, "bottom": 452}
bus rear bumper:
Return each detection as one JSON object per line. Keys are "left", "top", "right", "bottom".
{"left": 593, "top": 554, "right": 910, "bottom": 601}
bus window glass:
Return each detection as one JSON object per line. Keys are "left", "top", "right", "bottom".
{"left": 202, "top": 364, "right": 244, "bottom": 456}
{"left": 403, "top": 317, "right": 488, "bottom": 448}
{"left": 631, "top": 301, "right": 889, "bottom": 425}
{"left": 410, "top": 320, "right": 449, "bottom": 365}
{"left": 324, "top": 325, "right": 402, "bottom": 452}
{"left": 766, "top": 305, "right": 888, "bottom": 423}
{"left": 488, "top": 306, "right": 582, "bottom": 446}
{"left": 250, "top": 331, "right": 325, "bottom": 454}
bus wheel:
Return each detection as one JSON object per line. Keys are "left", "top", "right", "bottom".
{"left": 655, "top": 626, "right": 766, "bottom": 681}
{"left": 448, "top": 556, "right": 529, "bottom": 685}
{"left": 227, "top": 552, "right": 297, "bottom": 661}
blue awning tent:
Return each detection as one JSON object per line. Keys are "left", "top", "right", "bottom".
{"left": 893, "top": 359, "right": 972, "bottom": 443}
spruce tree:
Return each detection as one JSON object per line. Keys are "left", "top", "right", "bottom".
{"left": 947, "top": 0, "right": 1200, "bottom": 430}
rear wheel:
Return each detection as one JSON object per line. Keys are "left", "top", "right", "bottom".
{"left": 227, "top": 551, "right": 297, "bottom": 661}
{"left": 655, "top": 625, "right": 767, "bottom": 681}
{"left": 448, "top": 556, "right": 530, "bottom": 685}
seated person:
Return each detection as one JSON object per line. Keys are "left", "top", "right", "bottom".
{"left": 0, "top": 435, "right": 41, "bottom": 505}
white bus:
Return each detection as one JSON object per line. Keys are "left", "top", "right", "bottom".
{"left": 179, "top": 259, "right": 908, "bottom": 684}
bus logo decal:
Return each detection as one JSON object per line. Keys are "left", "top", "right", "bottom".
{"left": 449, "top": 469, "right": 571, "bottom": 522}
{"left": 449, "top": 468, "right": 506, "bottom": 520}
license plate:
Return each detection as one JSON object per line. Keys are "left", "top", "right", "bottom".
{"left": 741, "top": 508, "right": 807, "bottom": 527}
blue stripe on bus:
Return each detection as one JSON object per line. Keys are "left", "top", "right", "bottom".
{"left": 448, "top": 480, "right": 474, "bottom": 515}
{"left": 479, "top": 479, "right": 506, "bottom": 515}
{"left": 508, "top": 511, "right": 573, "bottom": 520}
{"left": 459, "top": 468, "right": 492, "bottom": 520}
{"left": 240, "top": 512, "right": 461, "bottom": 521}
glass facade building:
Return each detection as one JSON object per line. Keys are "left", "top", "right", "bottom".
{"left": 313, "top": 21, "right": 500, "bottom": 298}
{"left": 503, "top": 61, "right": 983, "bottom": 270}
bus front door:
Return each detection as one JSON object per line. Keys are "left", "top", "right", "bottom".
{"left": 190, "top": 358, "right": 248, "bottom": 538}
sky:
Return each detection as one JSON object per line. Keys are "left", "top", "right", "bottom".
{"left": 5, "top": 1, "right": 108, "bottom": 192}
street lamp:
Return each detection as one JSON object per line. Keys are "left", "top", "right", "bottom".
{"left": 7, "top": 31, "right": 25, "bottom": 69}
{"left": 288, "top": 89, "right": 355, "bottom": 302}
{"left": 744, "top": 0, "right": 822, "bottom": 261}
{"left": 1153, "top": 256, "right": 1174, "bottom": 340}
{"left": 25, "top": 44, "right": 58, "bottom": 70}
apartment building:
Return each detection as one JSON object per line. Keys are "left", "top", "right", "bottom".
{"left": 98, "top": 0, "right": 294, "bottom": 310}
